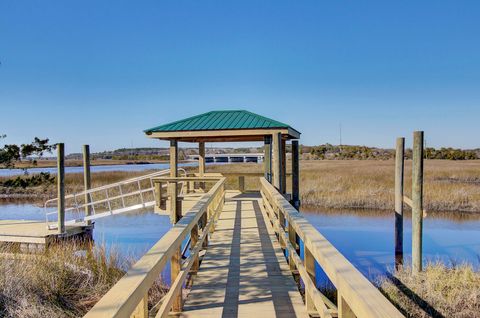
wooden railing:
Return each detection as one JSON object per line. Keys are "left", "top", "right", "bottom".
{"left": 85, "top": 176, "right": 226, "bottom": 318}
{"left": 260, "top": 178, "right": 404, "bottom": 318}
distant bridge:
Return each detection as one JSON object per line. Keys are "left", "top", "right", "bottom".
{"left": 187, "top": 153, "right": 264, "bottom": 163}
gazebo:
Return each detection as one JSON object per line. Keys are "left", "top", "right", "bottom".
{"left": 144, "top": 110, "right": 301, "bottom": 212}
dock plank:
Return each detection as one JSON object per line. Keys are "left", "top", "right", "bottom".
{"left": 181, "top": 191, "right": 308, "bottom": 318}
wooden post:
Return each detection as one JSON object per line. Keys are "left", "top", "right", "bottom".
{"left": 281, "top": 139, "right": 287, "bottom": 194}
{"left": 171, "top": 247, "right": 182, "bottom": 312}
{"left": 291, "top": 140, "right": 300, "bottom": 209}
{"left": 169, "top": 140, "right": 179, "bottom": 224}
{"left": 130, "top": 293, "right": 148, "bottom": 318}
{"left": 338, "top": 294, "right": 355, "bottom": 318}
{"left": 412, "top": 131, "right": 424, "bottom": 274}
{"left": 304, "top": 246, "right": 316, "bottom": 312}
{"left": 272, "top": 132, "right": 283, "bottom": 192}
{"left": 264, "top": 135, "right": 272, "bottom": 183}
{"left": 394, "top": 137, "right": 404, "bottom": 269}
{"left": 169, "top": 140, "right": 182, "bottom": 312}
{"left": 191, "top": 223, "right": 199, "bottom": 274}
{"left": 238, "top": 176, "right": 245, "bottom": 193}
{"left": 57, "top": 143, "right": 65, "bottom": 234}
{"left": 288, "top": 223, "right": 297, "bottom": 271}
{"left": 83, "top": 145, "right": 92, "bottom": 225}
{"left": 198, "top": 142, "right": 205, "bottom": 190}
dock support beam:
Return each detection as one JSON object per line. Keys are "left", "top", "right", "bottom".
{"left": 394, "top": 138, "right": 404, "bottom": 269}
{"left": 83, "top": 145, "right": 92, "bottom": 225}
{"left": 412, "top": 131, "right": 424, "bottom": 274}
{"left": 291, "top": 140, "right": 300, "bottom": 209}
{"left": 272, "top": 132, "right": 283, "bottom": 193}
{"left": 57, "top": 143, "right": 65, "bottom": 234}
{"left": 264, "top": 135, "right": 272, "bottom": 183}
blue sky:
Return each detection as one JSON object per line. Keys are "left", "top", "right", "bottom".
{"left": 1, "top": 1, "right": 479, "bottom": 153}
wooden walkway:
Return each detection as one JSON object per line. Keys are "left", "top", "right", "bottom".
{"left": 181, "top": 191, "right": 308, "bottom": 318}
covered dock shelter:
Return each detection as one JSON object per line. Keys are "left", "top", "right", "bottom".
{"left": 144, "top": 110, "right": 301, "bottom": 213}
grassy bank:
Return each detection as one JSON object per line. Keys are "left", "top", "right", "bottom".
{"left": 0, "top": 243, "right": 166, "bottom": 317}
{"left": 2, "top": 160, "right": 480, "bottom": 212}
{"left": 380, "top": 262, "right": 480, "bottom": 318}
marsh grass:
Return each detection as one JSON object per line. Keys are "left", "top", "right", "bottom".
{"left": 0, "top": 242, "right": 167, "bottom": 317}
{"left": 380, "top": 262, "right": 480, "bottom": 318}
{"left": 2, "top": 159, "right": 480, "bottom": 212}
{"left": 207, "top": 160, "right": 480, "bottom": 212}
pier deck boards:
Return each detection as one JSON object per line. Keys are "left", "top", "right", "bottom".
{"left": 181, "top": 191, "right": 308, "bottom": 318}
{"left": 0, "top": 220, "right": 90, "bottom": 244}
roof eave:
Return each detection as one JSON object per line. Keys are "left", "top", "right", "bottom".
{"left": 145, "top": 127, "right": 300, "bottom": 142}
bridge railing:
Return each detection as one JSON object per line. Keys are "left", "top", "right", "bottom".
{"left": 44, "top": 168, "right": 187, "bottom": 227}
{"left": 84, "top": 176, "right": 226, "bottom": 318}
{"left": 260, "top": 178, "right": 404, "bottom": 318}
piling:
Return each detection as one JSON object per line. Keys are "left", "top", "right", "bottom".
{"left": 291, "top": 140, "right": 300, "bottom": 209}
{"left": 57, "top": 143, "right": 65, "bottom": 234}
{"left": 394, "top": 137, "right": 404, "bottom": 268}
{"left": 412, "top": 131, "right": 424, "bottom": 273}
{"left": 83, "top": 145, "right": 92, "bottom": 225}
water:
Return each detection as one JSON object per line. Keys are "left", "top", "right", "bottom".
{"left": 1, "top": 202, "right": 479, "bottom": 283}
{"left": 0, "top": 202, "right": 172, "bottom": 259}
{"left": 0, "top": 162, "right": 199, "bottom": 177}
{"left": 301, "top": 208, "right": 480, "bottom": 280}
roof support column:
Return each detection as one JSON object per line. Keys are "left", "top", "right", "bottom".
{"left": 281, "top": 139, "right": 286, "bottom": 194}
{"left": 264, "top": 135, "right": 272, "bottom": 183}
{"left": 169, "top": 140, "right": 183, "bottom": 312}
{"left": 198, "top": 142, "right": 206, "bottom": 190}
{"left": 272, "top": 132, "right": 284, "bottom": 193}
{"left": 198, "top": 142, "right": 205, "bottom": 177}
{"left": 291, "top": 140, "right": 300, "bottom": 209}
{"left": 169, "top": 140, "right": 180, "bottom": 224}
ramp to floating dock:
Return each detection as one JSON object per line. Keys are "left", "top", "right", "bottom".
{"left": 181, "top": 191, "right": 308, "bottom": 318}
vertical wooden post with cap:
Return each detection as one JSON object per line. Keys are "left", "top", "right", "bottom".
{"left": 83, "top": 145, "right": 92, "bottom": 225}
{"left": 394, "top": 137, "right": 404, "bottom": 268}
{"left": 57, "top": 143, "right": 65, "bottom": 234}
{"left": 412, "top": 131, "right": 424, "bottom": 274}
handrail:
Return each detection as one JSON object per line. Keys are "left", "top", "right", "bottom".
{"left": 84, "top": 177, "right": 226, "bottom": 318}
{"left": 44, "top": 168, "right": 187, "bottom": 227}
{"left": 260, "top": 178, "right": 404, "bottom": 318}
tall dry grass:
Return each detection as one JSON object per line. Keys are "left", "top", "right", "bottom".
{"left": 0, "top": 242, "right": 166, "bottom": 317}
{"left": 380, "top": 262, "right": 480, "bottom": 318}
{"left": 2, "top": 159, "right": 480, "bottom": 212}
{"left": 207, "top": 160, "right": 480, "bottom": 212}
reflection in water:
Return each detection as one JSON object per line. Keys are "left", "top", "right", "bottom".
{"left": 1, "top": 202, "right": 479, "bottom": 284}
{"left": 301, "top": 207, "right": 480, "bottom": 281}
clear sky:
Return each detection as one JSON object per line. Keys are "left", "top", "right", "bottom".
{"left": 1, "top": 1, "right": 479, "bottom": 153}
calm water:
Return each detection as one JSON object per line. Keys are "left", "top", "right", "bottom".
{"left": 301, "top": 208, "right": 480, "bottom": 280}
{"left": 0, "top": 162, "right": 198, "bottom": 177}
{"left": 1, "top": 202, "right": 479, "bottom": 282}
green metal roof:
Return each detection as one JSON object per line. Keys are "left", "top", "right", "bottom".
{"left": 144, "top": 110, "right": 299, "bottom": 134}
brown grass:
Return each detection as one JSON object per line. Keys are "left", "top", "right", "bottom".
{"left": 380, "top": 262, "right": 480, "bottom": 318}
{"left": 0, "top": 242, "right": 166, "bottom": 317}
{"left": 207, "top": 160, "right": 480, "bottom": 212}
{"left": 2, "top": 159, "right": 480, "bottom": 212}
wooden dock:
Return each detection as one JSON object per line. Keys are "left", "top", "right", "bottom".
{"left": 0, "top": 220, "right": 92, "bottom": 248}
{"left": 181, "top": 191, "right": 307, "bottom": 317}
{"left": 84, "top": 112, "right": 404, "bottom": 317}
